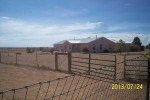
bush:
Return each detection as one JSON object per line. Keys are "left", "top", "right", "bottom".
{"left": 130, "top": 45, "right": 140, "bottom": 52}
{"left": 145, "top": 55, "right": 150, "bottom": 60}
{"left": 26, "top": 47, "right": 35, "bottom": 53}
{"left": 82, "top": 48, "right": 89, "bottom": 52}
{"left": 103, "top": 49, "right": 110, "bottom": 53}
{"left": 50, "top": 48, "right": 55, "bottom": 54}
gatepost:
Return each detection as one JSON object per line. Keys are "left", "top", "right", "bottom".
{"left": 146, "top": 58, "right": 150, "bottom": 100}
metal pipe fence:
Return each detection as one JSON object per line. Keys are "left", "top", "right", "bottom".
{"left": 71, "top": 53, "right": 116, "bottom": 81}
{"left": 0, "top": 52, "right": 149, "bottom": 100}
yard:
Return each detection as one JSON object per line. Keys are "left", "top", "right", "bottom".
{"left": 0, "top": 63, "right": 68, "bottom": 91}
{"left": 0, "top": 50, "right": 148, "bottom": 100}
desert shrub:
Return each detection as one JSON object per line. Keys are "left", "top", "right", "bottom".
{"left": 50, "top": 48, "right": 55, "bottom": 54}
{"left": 130, "top": 45, "right": 140, "bottom": 52}
{"left": 40, "top": 47, "right": 43, "bottom": 51}
{"left": 26, "top": 47, "right": 35, "bottom": 53}
{"left": 103, "top": 49, "right": 110, "bottom": 53}
{"left": 82, "top": 47, "right": 89, "bottom": 52}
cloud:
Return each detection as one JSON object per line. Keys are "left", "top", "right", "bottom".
{"left": 0, "top": 18, "right": 102, "bottom": 35}
{"left": 125, "top": 4, "right": 131, "bottom": 6}
{"left": 46, "top": 6, "right": 88, "bottom": 17}
{"left": 107, "top": 26, "right": 125, "bottom": 32}
{"left": 1, "top": 16, "right": 10, "bottom": 19}
{"left": 0, "top": 18, "right": 102, "bottom": 47}
{"left": 102, "top": 32, "right": 150, "bottom": 46}
{"left": 0, "top": 17, "right": 149, "bottom": 47}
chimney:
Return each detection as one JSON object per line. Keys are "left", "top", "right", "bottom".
{"left": 96, "top": 35, "right": 97, "bottom": 39}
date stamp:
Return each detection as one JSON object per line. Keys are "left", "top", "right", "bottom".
{"left": 112, "top": 84, "right": 143, "bottom": 90}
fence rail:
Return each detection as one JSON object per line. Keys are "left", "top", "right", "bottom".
{"left": 71, "top": 53, "right": 116, "bottom": 81}
{"left": 0, "top": 52, "right": 149, "bottom": 100}
{"left": 124, "top": 54, "right": 148, "bottom": 82}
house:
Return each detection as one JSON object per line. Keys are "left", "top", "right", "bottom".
{"left": 53, "top": 37, "right": 116, "bottom": 53}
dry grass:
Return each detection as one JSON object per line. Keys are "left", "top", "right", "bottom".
{"left": 0, "top": 50, "right": 148, "bottom": 100}
{"left": 0, "top": 64, "right": 68, "bottom": 91}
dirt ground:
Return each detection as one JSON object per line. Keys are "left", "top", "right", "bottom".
{"left": 0, "top": 64, "right": 68, "bottom": 91}
{"left": 0, "top": 64, "right": 147, "bottom": 100}
{"left": 0, "top": 50, "right": 148, "bottom": 100}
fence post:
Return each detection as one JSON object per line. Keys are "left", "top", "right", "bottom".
{"left": 55, "top": 52, "right": 58, "bottom": 71}
{"left": 88, "top": 53, "right": 91, "bottom": 75}
{"left": 124, "top": 54, "right": 126, "bottom": 81}
{"left": 15, "top": 53, "right": 21, "bottom": 65}
{"left": 146, "top": 59, "right": 150, "bottom": 100}
{"left": 36, "top": 50, "right": 39, "bottom": 67}
{"left": 68, "top": 53, "right": 72, "bottom": 73}
{"left": 15, "top": 53, "right": 17, "bottom": 65}
{"left": 114, "top": 55, "right": 116, "bottom": 81}
{"left": 0, "top": 52, "right": 1, "bottom": 63}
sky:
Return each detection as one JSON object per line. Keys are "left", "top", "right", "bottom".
{"left": 0, "top": 0, "right": 150, "bottom": 47}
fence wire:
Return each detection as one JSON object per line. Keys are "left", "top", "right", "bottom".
{"left": 0, "top": 52, "right": 149, "bottom": 100}
{"left": 0, "top": 51, "right": 56, "bottom": 70}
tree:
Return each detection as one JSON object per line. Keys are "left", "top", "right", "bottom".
{"left": 118, "top": 39, "right": 125, "bottom": 54}
{"left": 132, "top": 37, "right": 142, "bottom": 46}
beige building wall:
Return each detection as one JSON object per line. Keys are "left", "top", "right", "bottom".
{"left": 54, "top": 37, "right": 133, "bottom": 53}
{"left": 54, "top": 41, "right": 72, "bottom": 52}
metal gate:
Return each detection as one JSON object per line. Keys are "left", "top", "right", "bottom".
{"left": 124, "top": 54, "right": 148, "bottom": 82}
{"left": 71, "top": 53, "right": 116, "bottom": 81}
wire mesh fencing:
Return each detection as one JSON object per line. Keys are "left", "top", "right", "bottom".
{"left": 0, "top": 53, "right": 16, "bottom": 65}
{"left": 0, "top": 52, "right": 149, "bottom": 100}
{"left": 57, "top": 53, "right": 69, "bottom": 72}
{"left": 0, "top": 51, "right": 56, "bottom": 70}
{"left": 0, "top": 65, "right": 148, "bottom": 100}
{"left": 37, "top": 52, "right": 55, "bottom": 70}
{"left": 0, "top": 72, "right": 111, "bottom": 100}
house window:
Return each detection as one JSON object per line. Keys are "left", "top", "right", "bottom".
{"left": 100, "top": 44, "right": 102, "bottom": 50}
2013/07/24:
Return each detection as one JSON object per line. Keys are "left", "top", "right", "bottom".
{"left": 112, "top": 84, "right": 143, "bottom": 90}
